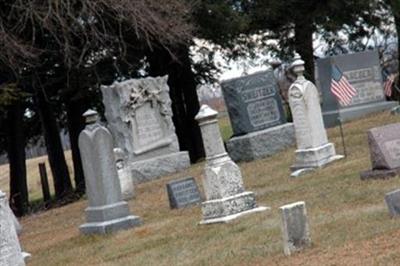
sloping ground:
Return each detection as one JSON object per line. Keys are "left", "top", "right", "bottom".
{"left": 16, "top": 111, "right": 400, "bottom": 265}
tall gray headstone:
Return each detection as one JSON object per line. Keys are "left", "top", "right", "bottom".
{"left": 280, "top": 201, "right": 311, "bottom": 256}
{"left": 101, "top": 76, "right": 190, "bottom": 183}
{"left": 221, "top": 70, "right": 295, "bottom": 162}
{"left": 195, "top": 105, "right": 268, "bottom": 224}
{"left": 0, "top": 191, "right": 25, "bottom": 266}
{"left": 78, "top": 110, "right": 141, "bottom": 234}
{"left": 316, "top": 50, "right": 398, "bottom": 127}
{"left": 288, "top": 54, "right": 343, "bottom": 177}
{"left": 360, "top": 123, "right": 400, "bottom": 179}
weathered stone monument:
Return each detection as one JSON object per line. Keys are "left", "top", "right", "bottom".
{"left": 316, "top": 50, "right": 398, "bottom": 127}
{"left": 288, "top": 54, "right": 343, "bottom": 177}
{"left": 279, "top": 201, "right": 311, "bottom": 256}
{"left": 360, "top": 123, "right": 400, "bottom": 180}
{"left": 78, "top": 110, "right": 141, "bottom": 234}
{"left": 221, "top": 70, "right": 295, "bottom": 162}
{"left": 0, "top": 191, "right": 25, "bottom": 266}
{"left": 195, "top": 105, "right": 268, "bottom": 224}
{"left": 166, "top": 177, "right": 202, "bottom": 209}
{"left": 114, "top": 148, "right": 134, "bottom": 200}
{"left": 101, "top": 76, "right": 190, "bottom": 183}
{"left": 385, "top": 189, "right": 400, "bottom": 217}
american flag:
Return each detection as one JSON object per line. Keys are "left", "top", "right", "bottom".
{"left": 383, "top": 72, "right": 394, "bottom": 97}
{"left": 330, "top": 64, "right": 357, "bottom": 106}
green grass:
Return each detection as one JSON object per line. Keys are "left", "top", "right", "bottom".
{"left": 9, "top": 110, "right": 400, "bottom": 265}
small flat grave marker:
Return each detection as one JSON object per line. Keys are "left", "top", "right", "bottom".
{"left": 385, "top": 189, "right": 400, "bottom": 217}
{"left": 167, "top": 177, "right": 201, "bottom": 209}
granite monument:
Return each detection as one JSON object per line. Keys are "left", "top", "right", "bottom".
{"left": 114, "top": 148, "right": 134, "bottom": 200}
{"left": 316, "top": 50, "right": 398, "bottom": 127}
{"left": 221, "top": 70, "right": 295, "bottom": 161}
{"left": 360, "top": 123, "right": 400, "bottom": 180}
{"left": 385, "top": 189, "right": 400, "bottom": 217}
{"left": 101, "top": 76, "right": 190, "bottom": 183}
{"left": 195, "top": 105, "right": 268, "bottom": 224}
{"left": 78, "top": 110, "right": 141, "bottom": 234}
{"left": 166, "top": 177, "right": 202, "bottom": 209}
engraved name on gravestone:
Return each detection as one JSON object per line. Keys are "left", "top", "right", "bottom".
{"left": 221, "top": 70, "right": 286, "bottom": 136}
{"left": 167, "top": 177, "right": 201, "bottom": 209}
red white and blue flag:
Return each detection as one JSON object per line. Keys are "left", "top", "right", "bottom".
{"left": 383, "top": 72, "right": 394, "bottom": 97}
{"left": 330, "top": 64, "right": 357, "bottom": 106}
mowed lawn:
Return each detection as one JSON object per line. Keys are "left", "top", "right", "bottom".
{"left": 6, "top": 111, "right": 400, "bottom": 265}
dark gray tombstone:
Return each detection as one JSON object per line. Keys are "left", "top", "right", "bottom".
{"left": 360, "top": 123, "right": 400, "bottom": 180}
{"left": 385, "top": 189, "right": 400, "bottom": 217}
{"left": 221, "top": 70, "right": 287, "bottom": 136}
{"left": 316, "top": 50, "right": 398, "bottom": 127}
{"left": 166, "top": 177, "right": 201, "bottom": 209}
{"left": 221, "top": 70, "right": 295, "bottom": 162}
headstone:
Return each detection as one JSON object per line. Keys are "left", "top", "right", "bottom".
{"left": 114, "top": 148, "right": 134, "bottom": 200}
{"left": 288, "top": 54, "right": 343, "bottom": 177}
{"left": 360, "top": 123, "right": 400, "bottom": 180}
{"left": 195, "top": 105, "right": 268, "bottom": 224}
{"left": 280, "top": 201, "right": 311, "bottom": 256}
{"left": 78, "top": 110, "right": 141, "bottom": 234}
{"left": 0, "top": 191, "right": 25, "bottom": 266}
{"left": 385, "top": 189, "right": 400, "bottom": 217}
{"left": 316, "top": 50, "right": 398, "bottom": 127}
{"left": 221, "top": 70, "right": 295, "bottom": 162}
{"left": 166, "top": 177, "right": 202, "bottom": 209}
{"left": 101, "top": 76, "right": 190, "bottom": 183}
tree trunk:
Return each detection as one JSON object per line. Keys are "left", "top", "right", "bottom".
{"left": 35, "top": 89, "right": 73, "bottom": 200}
{"left": 6, "top": 102, "right": 29, "bottom": 216}
{"left": 147, "top": 46, "right": 205, "bottom": 162}
{"left": 66, "top": 99, "right": 86, "bottom": 195}
{"left": 294, "top": 17, "right": 315, "bottom": 83}
{"left": 389, "top": 0, "right": 400, "bottom": 93}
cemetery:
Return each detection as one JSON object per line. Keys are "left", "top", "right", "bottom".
{"left": 3, "top": 1, "right": 400, "bottom": 266}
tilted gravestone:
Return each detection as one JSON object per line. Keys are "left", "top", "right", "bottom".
{"left": 385, "top": 189, "right": 400, "bottom": 217}
{"left": 0, "top": 191, "right": 25, "bottom": 266}
{"left": 288, "top": 54, "right": 343, "bottom": 177}
{"left": 101, "top": 76, "right": 190, "bottom": 183}
{"left": 195, "top": 105, "right": 268, "bottom": 224}
{"left": 360, "top": 123, "right": 400, "bottom": 180}
{"left": 316, "top": 50, "right": 398, "bottom": 127}
{"left": 221, "top": 70, "right": 295, "bottom": 162}
{"left": 166, "top": 177, "right": 201, "bottom": 209}
{"left": 78, "top": 110, "right": 141, "bottom": 234}
{"left": 280, "top": 201, "right": 311, "bottom": 256}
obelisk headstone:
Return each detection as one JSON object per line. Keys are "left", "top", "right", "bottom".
{"left": 195, "top": 105, "right": 268, "bottom": 224}
{"left": 288, "top": 54, "right": 343, "bottom": 177}
{"left": 78, "top": 110, "right": 141, "bottom": 234}
{"left": 0, "top": 191, "right": 25, "bottom": 266}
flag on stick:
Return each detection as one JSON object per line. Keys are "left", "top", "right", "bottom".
{"left": 383, "top": 73, "right": 394, "bottom": 97}
{"left": 330, "top": 64, "right": 357, "bottom": 106}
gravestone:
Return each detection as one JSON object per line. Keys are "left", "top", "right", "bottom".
{"left": 78, "top": 110, "right": 141, "bottom": 234}
{"left": 0, "top": 191, "right": 25, "bottom": 266}
{"left": 221, "top": 70, "right": 295, "bottom": 162}
{"left": 288, "top": 54, "right": 343, "bottom": 177}
{"left": 385, "top": 189, "right": 400, "bottom": 217}
{"left": 114, "top": 148, "right": 134, "bottom": 200}
{"left": 101, "top": 76, "right": 190, "bottom": 183}
{"left": 280, "top": 201, "right": 311, "bottom": 256}
{"left": 195, "top": 105, "right": 268, "bottom": 224}
{"left": 360, "top": 123, "right": 400, "bottom": 180}
{"left": 166, "top": 177, "right": 201, "bottom": 209}
{"left": 316, "top": 50, "right": 398, "bottom": 127}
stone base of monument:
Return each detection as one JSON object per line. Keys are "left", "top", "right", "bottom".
{"left": 130, "top": 151, "right": 190, "bottom": 183}
{"left": 80, "top": 201, "right": 142, "bottom": 234}
{"left": 360, "top": 168, "right": 400, "bottom": 180}
{"left": 290, "top": 143, "right": 344, "bottom": 177}
{"left": 226, "top": 123, "right": 295, "bottom": 162}
{"left": 323, "top": 101, "right": 398, "bottom": 128}
{"left": 200, "top": 191, "right": 269, "bottom": 224}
